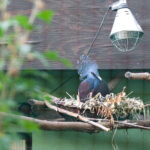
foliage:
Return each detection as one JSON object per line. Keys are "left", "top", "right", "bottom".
{"left": 45, "top": 51, "right": 73, "bottom": 68}
{"left": 36, "top": 10, "right": 54, "bottom": 24}
{"left": 0, "top": 0, "right": 72, "bottom": 149}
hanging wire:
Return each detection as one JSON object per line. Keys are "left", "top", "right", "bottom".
{"left": 51, "top": 6, "right": 110, "bottom": 94}
{"left": 50, "top": 75, "right": 75, "bottom": 94}
{"left": 85, "top": 7, "right": 110, "bottom": 58}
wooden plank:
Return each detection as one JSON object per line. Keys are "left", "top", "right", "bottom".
{"left": 2, "top": 0, "right": 150, "bottom": 69}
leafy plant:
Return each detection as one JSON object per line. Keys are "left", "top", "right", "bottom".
{"left": 0, "top": 0, "right": 72, "bottom": 149}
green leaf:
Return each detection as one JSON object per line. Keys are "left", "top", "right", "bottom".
{"left": 44, "top": 95, "right": 52, "bottom": 102}
{"left": 60, "top": 58, "right": 73, "bottom": 68}
{"left": 45, "top": 51, "right": 73, "bottom": 68}
{"left": 34, "top": 52, "right": 49, "bottom": 67}
{"left": 19, "top": 120, "right": 39, "bottom": 132}
{"left": 44, "top": 51, "right": 59, "bottom": 61}
{"left": 14, "top": 15, "right": 33, "bottom": 30}
{"left": 0, "top": 28, "right": 4, "bottom": 37}
{"left": 0, "top": 81, "right": 3, "bottom": 91}
{"left": 36, "top": 10, "right": 54, "bottom": 24}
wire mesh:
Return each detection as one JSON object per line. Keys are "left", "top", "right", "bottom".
{"left": 110, "top": 31, "right": 144, "bottom": 52}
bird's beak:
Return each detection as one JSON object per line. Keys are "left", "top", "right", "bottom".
{"left": 91, "top": 72, "right": 102, "bottom": 81}
{"left": 91, "top": 72, "right": 97, "bottom": 78}
{"left": 91, "top": 72, "right": 95, "bottom": 76}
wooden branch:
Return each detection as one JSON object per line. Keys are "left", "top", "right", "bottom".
{"left": 27, "top": 99, "right": 150, "bottom": 131}
{"left": 0, "top": 112, "right": 97, "bottom": 132}
{"left": 28, "top": 99, "right": 45, "bottom": 106}
{"left": 88, "top": 118, "right": 150, "bottom": 130}
{"left": 144, "top": 104, "right": 150, "bottom": 108}
{"left": 28, "top": 98, "right": 65, "bottom": 107}
{"left": 44, "top": 101, "right": 110, "bottom": 132}
{"left": 1, "top": 112, "right": 150, "bottom": 132}
{"left": 125, "top": 71, "right": 150, "bottom": 80}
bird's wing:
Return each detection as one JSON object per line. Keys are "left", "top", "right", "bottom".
{"left": 78, "top": 81, "right": 91, "bottom": 102}
{"left": 98, "top": 79, "right": 110, "bottom": 96}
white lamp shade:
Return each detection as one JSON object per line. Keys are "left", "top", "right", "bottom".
{"left": 110, "top": 8, "right": 144, "bottom": 52}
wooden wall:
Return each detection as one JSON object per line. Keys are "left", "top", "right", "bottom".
{"left": 6, "top": 0, "right": 150, "bottom": 69}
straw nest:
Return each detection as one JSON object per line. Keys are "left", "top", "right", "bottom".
{"left": 57, "top": 87, "right": 144, "bottom": 123}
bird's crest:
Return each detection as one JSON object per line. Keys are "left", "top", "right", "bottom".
{"left": 77, "top": 55, "right": 99, "bottom": 80}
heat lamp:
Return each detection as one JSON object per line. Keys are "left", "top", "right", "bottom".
{"left": 109, "top": 0, "right": 144, "bottom": 52}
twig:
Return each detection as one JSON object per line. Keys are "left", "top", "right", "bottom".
{"left": 44, "top": 101, "right": 110, "bottom": 132}
{"left": 115, "top": 120, "right": 150, "bottom": 130}
{"left": 87, "top": 118, "right": 150, "bottom": 130}
{"left": 144, "top": 104, "right": 150, "bottom": 108}
{"left": 66, "top": 92, "right": 73, "bottom": 99}
{"left": 125, "top": 71, "right": 150, "bottom": 80}
{"left": 28, "top": 97, "right": 62, "bottom": 106}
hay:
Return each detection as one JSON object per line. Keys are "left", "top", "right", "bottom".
{"left": 58, "top": 88, "right": 144, "bottom": 122}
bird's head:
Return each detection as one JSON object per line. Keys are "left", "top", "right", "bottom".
{"left": 78, "top": 56, "right": 100, "bottom": 80}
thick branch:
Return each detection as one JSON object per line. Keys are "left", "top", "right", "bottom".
{"left": 28, "top": 97, "right": 63, "bottom": 106}
{"left": 1, "top": 112, "right": 150, "bottom": 132}
{"left": 44, "top": 101, "right": 110, "bottom": 132}
{"left": 125, "top": 72, "right": 150, "bottom": 80}
{"left": 28, "top": 99, "right": 45, "bottom": 106}
{"left": 0, "top": 112, "right": 96, "bottom": 132}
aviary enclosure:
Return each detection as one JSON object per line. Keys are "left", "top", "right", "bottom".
{"left": 0, "top": 0, "right": 150, "bottom": 150}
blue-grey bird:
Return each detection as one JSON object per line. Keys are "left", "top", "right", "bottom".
{"left": 78, "top": 56, "right": 110, "bottom": 102}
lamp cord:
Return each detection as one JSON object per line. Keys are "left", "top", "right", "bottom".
{"left": 85, "top": 7, "right": 110, "bottom": 58}
{"left": 51, "top": 7, "right": 110, "bottom": 94}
